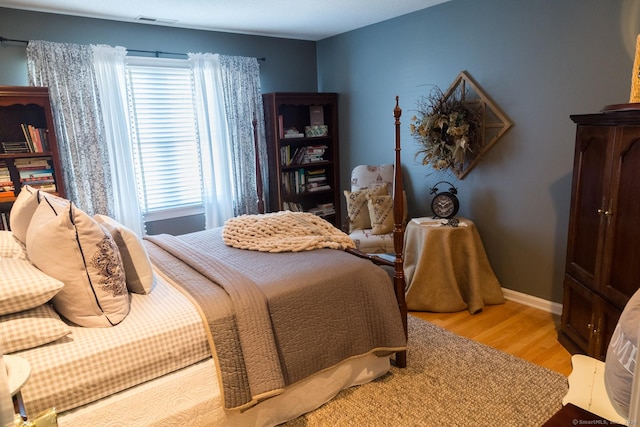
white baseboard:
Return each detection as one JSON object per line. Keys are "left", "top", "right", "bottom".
{"left": 501, "top": 288, "right": 563, "bottom": 316}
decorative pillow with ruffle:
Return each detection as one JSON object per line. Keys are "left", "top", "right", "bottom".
{"left": 26, "top": 196, "right": 129, "bottom": 327}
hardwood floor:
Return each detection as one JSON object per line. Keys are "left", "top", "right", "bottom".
{"left": 410, "top": 299, "right": 573, "bottom": 377}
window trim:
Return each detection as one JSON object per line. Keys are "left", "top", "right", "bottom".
{"left": 124, "top": 56, "right": 205, "bottom": 223}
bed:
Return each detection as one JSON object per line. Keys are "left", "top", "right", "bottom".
{"left": 0, "top": 97, "right": 407, "bottom": 427}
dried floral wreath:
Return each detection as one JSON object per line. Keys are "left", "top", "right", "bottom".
{"left": 410, "top": 86, "right": 482, "bottom": 176}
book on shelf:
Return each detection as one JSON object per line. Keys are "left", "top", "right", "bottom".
{"left": 283, "top": 145, "right": 328, "bottom": 166}
{"left": 305, "top": 145, "right": 328, "bottom": 153}
{"left": 1, "top": 141, "right": 31, "bottom": 153}
{"left": 308, "top": 202, "right": 336, "bottom": 217}
{"left": 27, "top": 183, "right": 57, "bottom": 193}
{"left": 307, "top": 184, "right": 331, "bottom": 192}
{"left": 280, "top": 145, "right": 290, "bottom": 166}
{"left": 291, "top": 147, "right": 306, "bottom": 164}
{"left": 284, "top": 133, "right": 304, "bottom": 139}
{"left": 0, "top": 182, "right": 15, "bottom": 193}
{"left": 0, "top": 212, "right": 8, "bottom": 231}
{"left": 307, "top": 175, "right": 326, "bottom": 183}
{"left": 19, "top": 124, "right": 49, "bottom": 153}
{"left": 307, "top": 168, "right": 325, "bottom": 175}
{"left": 0, "top": 160, "right": 15, "bottom": 195}
{"left": 281, "top": 169, "right": 307, "bottom": 194}
{"left": 301, "top": 145, "right": 327, "bottom": 164}
{"left": 282, "top": 201, "right": 304, "bottom": 212}
{"left": 305, "top": 169, "right": 328, "bottom": 190}
{"left": 309, "top": 106, "right": 325, "bottom": 126}
{"left": 19, "top": 168, "right": 53, "bottom": 178}
{"left": 283, "top": 128, "right": 304, "bottom": 139}
{"left": 14, "top": 157, "right": 52, "bottom": 168}
{"left": 281, "top": 168, "right": 333, "bottom": 194}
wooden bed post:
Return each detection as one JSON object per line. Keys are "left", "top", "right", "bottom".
{"left": 342, "top": 97, "right": 408, "bottom": 367}
{"left": 253, "top": 115, "right": 265, "bottom": 214}
{"left": 392, "top": 96, "right": 407, "bottom": 368}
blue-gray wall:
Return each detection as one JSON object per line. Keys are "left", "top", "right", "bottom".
{"left": 1, "top": 1, "right": 638, "bottom": 303}
{"left": 0, "top": 8, "right": 318, "bottom": 92}
{"left": 318, "top": 0, "right": 640, "bottom": 303}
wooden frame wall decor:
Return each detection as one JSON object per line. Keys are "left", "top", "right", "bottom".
{"left": 630, "top": 34, "right": 640, "bottom": 103}
{"left": 442, "top": 71, "right": 513, "bottom": 179}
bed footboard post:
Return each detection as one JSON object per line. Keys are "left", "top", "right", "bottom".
{"left": 393, "top": 96, "right": 407, "bottom": 368}
{"left": 253, "top": 115, "right": 265, "bottom": 214}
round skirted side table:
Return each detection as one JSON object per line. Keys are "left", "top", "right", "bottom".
{"left": 404, "top": 217, "right": 505, "bottom": 314}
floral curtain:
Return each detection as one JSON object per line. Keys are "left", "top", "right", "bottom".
{"left": 26, "top": 40, "right": 265, "bottom": 230}
{"left": 217, "top": 55, "right": 267, "bottom": 216}
{"left": 26, "top": 40, "right": 113, "bottom": 217}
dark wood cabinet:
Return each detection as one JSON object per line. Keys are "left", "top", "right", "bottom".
{"left": 262, "top": 92, "right": 340, "bottom": 227}
{"left": 560, "top": 110, "right": 640, "bottom": 360}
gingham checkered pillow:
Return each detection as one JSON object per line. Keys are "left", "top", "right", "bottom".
{"left": 0, "top": 304, "right": 70, "bottom": 353}
{"left": 0, "top": 258, "right": 64, "bottom": 316}
{"left": 0, "top": 230, "right": 27, "bottom": 260}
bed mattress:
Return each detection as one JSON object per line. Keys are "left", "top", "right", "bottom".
{"left": 57, "top": 351, "right": 390, "bottom": 427}
{"left": 16, "top": 271, "right": 211, "bottom": 416}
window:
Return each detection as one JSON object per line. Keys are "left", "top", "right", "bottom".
{"left": 125, "top": 57, "right": 204, "bottom": 222}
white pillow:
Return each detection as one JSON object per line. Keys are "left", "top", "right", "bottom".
{"left": 0, "top": 304, "right": 71, "bottom": 353}
{"left": 0, "top": 258, "right": 64, "bottom": 316}
{"left": 9, "top": 184, "right": 40, "bottom": 244}
{"left": 26, "top": 197, "right": 130, "bottom": 327}
{"left": 0, "top": 230, "right": 27, "bottom": 260}
{"left": 94, "top": 214, "right": 154, "bottom": 294}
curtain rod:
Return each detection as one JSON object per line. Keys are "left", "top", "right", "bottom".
{"left": 0, "top": 36, "right": 266, "bottom": 61}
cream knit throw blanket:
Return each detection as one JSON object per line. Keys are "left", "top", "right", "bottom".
{"left": 222, "top": 211, "right": 356, "bottom": 252}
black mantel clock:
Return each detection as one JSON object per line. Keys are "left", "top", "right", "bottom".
{"left": 429, "top": 181, "right": 459, "bottom": 219}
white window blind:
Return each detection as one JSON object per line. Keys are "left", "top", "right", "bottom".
{"left": 125, "top": 57, "right": 204, "bottom": 221}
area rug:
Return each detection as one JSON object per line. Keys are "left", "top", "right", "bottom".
{"left": 284, "top": 315, "right": 568, "bottom": 426}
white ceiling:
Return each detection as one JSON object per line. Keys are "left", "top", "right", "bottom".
{"left": 0, "top": 0, "right": 450, "bottom": 41}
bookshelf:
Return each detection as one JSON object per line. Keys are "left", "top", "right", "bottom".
{"left": 262, "top": 92, "right": 340, "bottom": 226}
{"left": 0, "top": 86, "right": 65, "bottom": 229}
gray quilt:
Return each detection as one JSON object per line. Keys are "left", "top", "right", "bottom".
{"left": 144, "top": 227, "right": 406, "bottom": 410}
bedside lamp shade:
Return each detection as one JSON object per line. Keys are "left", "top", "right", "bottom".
{"left": 0, "top": 348, "right": 13, "bottom": 427}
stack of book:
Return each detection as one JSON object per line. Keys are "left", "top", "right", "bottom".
{"left": 15, "top": 157, "right": 57, "bottom": 193}
{"left": 0, "top": 161, "right": 14, "bottom": 199}
{"left": 283, "top": 128, "right": 304, "bottom": 139}
{"left": 308, "top": 203, "right": 336, "bottom": 218}
{"left": 300, "top": 145, "right": 327, "bottom": 163}
{"left": 1, "top": 141, "right": 31, "bottom": 154}
{"left": 305, "top": 168, "right": 330, "bottom": 192}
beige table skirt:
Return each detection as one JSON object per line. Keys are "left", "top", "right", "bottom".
{"left": 404, "top": 217, "right": 504, "bottom": 314}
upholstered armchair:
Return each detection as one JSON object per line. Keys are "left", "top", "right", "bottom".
{"left": 343, "top": 164, "right": 405, "bottom": 254}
